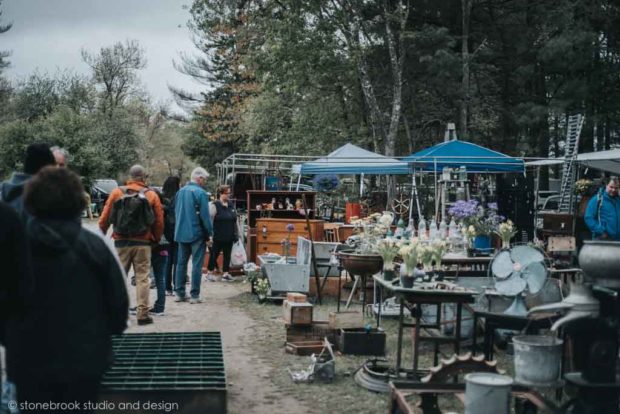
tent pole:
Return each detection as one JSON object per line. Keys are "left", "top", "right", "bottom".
{"left": 296, "top": 174, "right": 301, "bottom": 191}
{"left": 360, "top": 173, "right": 364, "bottom": 196}
{"left": 533, "top": 166, "right": 541, "bottom": 241}
{"left": 434, "top": 159, "right": 439, "bottom": 220}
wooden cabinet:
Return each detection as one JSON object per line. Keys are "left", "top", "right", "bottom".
{"left": 246, "top": 190, "right": 318, "bottom": 262}
{"left": 254, "top": 218, "right": 324, "bottom": 262}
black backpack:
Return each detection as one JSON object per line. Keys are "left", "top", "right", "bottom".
{"left": 163, "top": 196, "right": 176, "bottom": 242}
{"left": 109, "top": 187, "right": 155, "bottom": 237}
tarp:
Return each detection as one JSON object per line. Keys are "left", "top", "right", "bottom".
{"left": 404, "top": 139, "right": 525, "bottom": 173}
{"left": 526, "top": 148, "right": 620, "bottom": 175}
{"left": 295, "top": 143, "right": 409, "bottom": 175}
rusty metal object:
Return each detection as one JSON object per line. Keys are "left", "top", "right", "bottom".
{"left": 578, "top": 240, "right": 620, "bottom": 288}
{"left": 337, "top": 251, "right": 383, "bottom": 277}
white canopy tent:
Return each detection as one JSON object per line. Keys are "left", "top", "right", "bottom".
{"left": 526, "top": 148, "right": 620, "bottom": 175}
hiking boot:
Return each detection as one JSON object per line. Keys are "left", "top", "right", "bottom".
{"left": 189, "top": 297, "right": 204, "bottom": 304}
{"left": 221, "top": 273, "right": 234, "bottom": 282}
{"left": 206, "top": 272, "right": 217, "bottom": 282}
{"left": 137, "top": 316, "right": 154, "bottom": 326}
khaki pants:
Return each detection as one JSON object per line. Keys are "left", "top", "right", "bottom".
{"left": 117, "top": 245, "right": 151, "bottom": 319}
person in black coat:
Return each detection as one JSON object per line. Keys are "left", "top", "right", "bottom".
{"left": 206, "top": 185, "right": 238, "bottom": 282}
{"left": 0, "top": 202, "right": 33, "bottom": 412}
{"left": 4, "top": 167, "right": 129, "bottom": 413}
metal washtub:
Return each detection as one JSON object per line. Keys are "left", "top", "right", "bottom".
{"left": 101, "top": 332, "right": 226, "bottom": 413}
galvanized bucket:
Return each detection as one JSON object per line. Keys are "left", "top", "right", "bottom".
{"left": 513, "top": 335, "right": 563, "bottom": 386}
{"left": 464, "top": 373, "right": 513, "bottom": 414}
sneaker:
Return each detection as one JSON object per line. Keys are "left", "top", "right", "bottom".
{"left": 137, "top": 316, "right": 154, "bottom": 326}
{"left": 174, "top": 295, "right": 187, "bottom": 302}
{"left": 131, "top": 276, "right": 136, "bottom": 286}
{"left": 166, "top": 290, "right": 174, "bottom": 296}
{"left": 150, "top": 281, "right": 156, "bottom": 289}
{"left": 149, "top": 309, "right": 165, "bottom": 316}
{"left": 221, "top": 273, "right": 234, "bottom": 282}
{"left": 129, "top": 307, "right": 137, "bottom": 315}
{"left": 189, "top": 297, "right": 204, "bottom": 304}
{"left": 206, "top": 273, "right": 217, "bottom": 282}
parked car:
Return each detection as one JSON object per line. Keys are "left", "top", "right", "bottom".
{"left": 91, "top": 179, "right": 118, "bottom": 216}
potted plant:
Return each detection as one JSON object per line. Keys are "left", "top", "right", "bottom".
{"left": 376, "top": 238, "right": 399, "bottom": 281}
{"left": 255, "top": 277, "right": 271, "bottom": 303}
{"left": 398, "top": 240, "right": 420, "bottom": 288}
{"left": 495, "top": 220, "right": 518, "bottom": 249}
{"left": 575, "top": 179, "right": 595, "bottom": 216}
{"left": 430, "top": 239, "right": 448, "bottom": 278}
{"left": 448, "top": 200, "right": 503, "bottom": 251}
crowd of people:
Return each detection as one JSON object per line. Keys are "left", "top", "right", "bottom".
{"left": 0, "top": 143, "right": 237, "bottom": 412}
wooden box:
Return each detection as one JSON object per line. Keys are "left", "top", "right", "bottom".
{"left": 328, "top": 311, "right": 364, "bottom": 329}
{"left": 337, "top": 328, "right": 386, "bottom": 356}
{"left": 283, "top": 300, "right": 313, "bottom": 326}
{"left": 287, "top": 292, "right": 307, "bottom": 303}
{"left": 285, "top": 340, "right": 327, "bottom": 356}
{"left": 285, "top": 321, "right": 336, "bottom": 344}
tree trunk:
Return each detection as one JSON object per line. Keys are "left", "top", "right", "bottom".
{"left": 459, "top": 0, "right": 472, "bottom": 140}
{"left": 403, "top": 113, "right": 413, "bottom": 154}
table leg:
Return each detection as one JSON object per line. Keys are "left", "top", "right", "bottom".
{"left": 396, "top": 297, "right": 404, "bottom": 376}
{"left": 472, "top": 313, "right": 478, "bottom": 356}
{"left": 337, "top": 269, "right": 342, "bottom": 312}
{"left": 413, "top": 304, "right": 422, "bottom": 379}
{"left": 455, "top": 303, "right": 462, "bottom": 355}
{"left": 376, "top": 282, "right": 382, "bottom": 328}
{"left": 433, "top": 304, "right": 441, "bottom": 366}
{"left": 345, "top": 275, "right": 359, "bottom": 309}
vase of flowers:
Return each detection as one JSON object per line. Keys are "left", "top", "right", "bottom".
{"left": 449, "top": 200, "right": 503, "bottom": 251}
{"left": 376, "top": 238, "right": 399, "bottom": 281}
{"left": 430, "top": 240, "right": 448, "bottom": 278}
{"left": 281, "top": 223, "right": 295, "bottom": 262}
{"left": 255, "top": 278, "right": 271, "bottom": 303}
{"left": 495, "top": 220, "right": 518, "bottom": 249}
{"left": 398, "top": 240, "right": 420, "bottom": 288}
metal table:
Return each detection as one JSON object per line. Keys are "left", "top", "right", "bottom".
{"left": 374, "top": 276, "right": 476, "bottom": 379}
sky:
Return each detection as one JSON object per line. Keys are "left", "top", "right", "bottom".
{"left": 1, "top": 0, "right": 202, "bottom": 113}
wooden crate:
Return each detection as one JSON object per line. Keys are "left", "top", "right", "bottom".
{"left": 285, "top": 340, "right": 327, "bottom": 356}
{"left": 328, "top": 310, "right": 364, "bottom": 329}
{"left": 283, "top": 300, "right": 313, "bottom": 326}
{"left": 285, "top": 321, "right": 335, "bottom": 344}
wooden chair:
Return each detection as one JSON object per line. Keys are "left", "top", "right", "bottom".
{"left": 323, "top": 223, "right": 341, "bottom": 243}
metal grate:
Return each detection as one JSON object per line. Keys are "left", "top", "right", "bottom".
{"left": 101, "top": 332, "right": 227, "bottom": 413}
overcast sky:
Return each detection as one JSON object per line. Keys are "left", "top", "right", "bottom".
{"left": 1, "top": 0, "right": 202, "bottom": 113}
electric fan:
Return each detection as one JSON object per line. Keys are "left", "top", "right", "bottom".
{"left": 489, "top": 245, "right": 547, "bottom": 315}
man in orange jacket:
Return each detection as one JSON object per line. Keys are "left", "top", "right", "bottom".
{"left": 99, "top": 165, "right": 164, "bottom": 325}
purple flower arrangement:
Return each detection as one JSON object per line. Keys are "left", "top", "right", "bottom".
{"left": 448, "top": 199, "right": 504, "bottom": 235}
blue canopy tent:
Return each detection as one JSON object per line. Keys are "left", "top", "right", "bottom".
{"left": 404, "top": 139, "right": 525, "bottom": 173}
{"left": 295, "top": 143, "right": 409, "bottom": 175}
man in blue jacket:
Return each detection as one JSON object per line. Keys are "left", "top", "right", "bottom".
{"left": 174, "top": 167, "right": 213, "bottom": 303}
{"left": 585, "top": 178, "right": 620, "bottom": 240}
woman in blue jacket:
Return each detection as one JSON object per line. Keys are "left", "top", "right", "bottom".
{"left": 585, "top": 178, "right": 620, "bottom": 240}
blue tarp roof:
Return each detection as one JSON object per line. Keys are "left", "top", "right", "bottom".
{"left": 297, "top": 143, "right": 409, "bottom": 175}
{"left": 404, "top": 139, "right": 524, "bottom": 173}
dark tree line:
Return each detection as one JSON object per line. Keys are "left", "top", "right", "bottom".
{"left": 179, "top": 0, "right": 620, "bottom": 178}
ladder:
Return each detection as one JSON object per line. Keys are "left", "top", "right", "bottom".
{"left": 558, "top": 114, "right": 585, "bottom": 213}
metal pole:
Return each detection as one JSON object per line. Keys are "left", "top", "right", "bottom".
{"left": 296, "top": 174, "right": 301, "bottom": 191}
{"left": 360, "top": 173, "right": 365, "bottom": 196}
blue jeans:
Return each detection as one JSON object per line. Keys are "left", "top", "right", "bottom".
{"left": 152, "top": 248, "right": 168, "bottom": 312}
{"left": 175, "top": 239, "right": 206, "bottom": 299}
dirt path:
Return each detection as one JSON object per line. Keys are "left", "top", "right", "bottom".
{"left": 126, "top": 279, "right": 308, "bottom": 414}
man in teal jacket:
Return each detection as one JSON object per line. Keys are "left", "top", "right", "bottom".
{"left": 585, "top": 178, "right": 620, "bottom": 240}
{"left": 174, "top": 167, "right": 213, "bottom": 303}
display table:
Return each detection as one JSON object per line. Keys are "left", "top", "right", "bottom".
{"left": 373, "top": 276, "right": 477, "bottom": 379}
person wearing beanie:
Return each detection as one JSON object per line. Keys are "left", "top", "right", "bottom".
{"left": 0, "top": 143, "right": 56, "bottom": 214}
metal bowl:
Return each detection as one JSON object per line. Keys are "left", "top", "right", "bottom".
{"left": 337, "top": 251, "right": 383, "bottom": 277}
{"left": 578, "top": 240, "right": 620, "bottom": 289}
